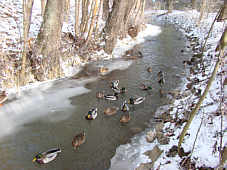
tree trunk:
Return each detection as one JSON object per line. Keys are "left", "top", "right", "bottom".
{"left": 75, "top": 0, "right": 80, "bottom": 36}
{"left": 85, "top": 0, "right": 99, "bottom": 44}
{"left": 34, "top": 0, "right": 65, "bottom": 81}
{"left": 191, "top": 0, "right": 196, "bottom": 10}
{"left": 198, "top": 0, "right": 207, "bottom": 25}
{"left": 21, "top": 0, "right": 34, "bottom": 85}
{"left": 102, "top": 0, "right": 109, "bottom": 20}
{"left": 65, "top": 0, "right": 70, "bottom": 22}
{"left": 167, "top": 0, "right": 173, "bottom": 13}
{"left": 104, "top": 0, "right": 130, "bottom": 54}
{"left": 41, "top": 0, "right": 47, "bottom": 16}
{"left": 217, "top": 0, "right": 227, "bottom": 22}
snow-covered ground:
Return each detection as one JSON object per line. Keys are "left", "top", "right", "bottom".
{"left": 110, "top": 10, "right": 227, "bottom": 170}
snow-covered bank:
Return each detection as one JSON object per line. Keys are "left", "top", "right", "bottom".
{"left": 110, "top": 10, "right": 227, "bottom": 170}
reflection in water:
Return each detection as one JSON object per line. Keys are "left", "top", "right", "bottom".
{"left": 0, "top": 24, "right": 192, "bottom": 170}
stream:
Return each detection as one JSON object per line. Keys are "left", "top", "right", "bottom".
{"left": 0, "top": 23, "right": 192, "bottom": 170}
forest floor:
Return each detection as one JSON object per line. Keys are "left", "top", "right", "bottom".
{"left": 134, "top": 10, "right": 227, "bottom": 170}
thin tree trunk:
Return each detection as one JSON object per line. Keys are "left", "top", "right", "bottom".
{"left": 94, "top": 0, "right": 104, "bottom": 40}
{"left": 41, "top": 0, "right": 47, "bottom": 16}
{"left": 198, "top": 0, "right": 207, "bottom": 25}
{"left": 21, "top": 0, "right": 34, "bottom": 85}
{"left": 65, "top": 0, "right": 70, "bottom": 22}
{"left": 85, "top": 0, "right": 99, "bottom": 44}
{"left": 75, "top": 0, "right": 80, "bottom": 36}
{"left": 191, "top": 0, "right": 196, "bottom": 10}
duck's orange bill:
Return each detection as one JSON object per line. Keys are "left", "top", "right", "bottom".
{"left": 32, "top": 158, "right": 36, "bottom": 162}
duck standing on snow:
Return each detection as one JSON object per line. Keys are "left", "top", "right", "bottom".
{"left": 85, "top": 108, "right": 98, "bottom": 120}
{"left": 104, "top": 93, "right": 118, "bottom": 101}
{"left": 72, "top": 132, "right": 86, "bottom": 150}
{"left": 121, "top": 101, "right": 129, "bottom": 112}
{"left": 0, "top": 91, "right": 7, "bottom": 106}
{"left": 128, "top": 97, "right": 145, "bottom": 105}
{"left": 32, "top": 148, "right": 61, "bottom": 164}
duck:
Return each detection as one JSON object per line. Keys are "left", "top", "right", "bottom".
{"left": 72, "top": 132, "right": 86, "bottom": 150}
{"left": 128, "top": 97, "right": 145, "bottom": 105}
{"left": 121, "top": 101, "right": 129, "bottom": 112}
{"left": 147, "top": 67, "right": 152, "bottom": 72}
{"left": 0, "top": 91, "right": 7, "bottom": 106}
{"left": 157, "top": 71, "right": 165, "bottom": 86}
{"left": 96, "top": 91, "right": 105, "bottom": 99}
{"left": 85, "top": 108, "right": 98, "bottom": 120}
{"left": 32, "top": 148, "right": 61, "bottom": 164}
{"left": 104, "top": 93, "right": 118, "bottom": 101}
{"left": 104, "top": 106, "right": 119, "bottom": 116}
{"left": 110, "top": 80, "right": 119, "bottom": 89}
{"left": 112, "top": 87, "right": 127, "bottom": 94}
{"left": 120, "top": 113, "right": 131, "bottom": 123}
{"left": 140, "top": 84, "right": 152, "bottom": 91}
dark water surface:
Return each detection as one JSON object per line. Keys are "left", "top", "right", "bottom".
{"left": 0, "top": 24, "right": 191, "bottom": 170}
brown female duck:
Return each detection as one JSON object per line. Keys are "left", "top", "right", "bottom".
{"left": 0, "top": 91, "right": 7, "bottom": 106}
{"left": 72, "top": 132, "right": 86, "bottom": 150}
{"left": 104, "top": 106, "right": 119, "bottom": 116}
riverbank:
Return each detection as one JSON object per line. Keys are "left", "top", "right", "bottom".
{"left": 133, "top": 10, "right": 226, "bottom": 169}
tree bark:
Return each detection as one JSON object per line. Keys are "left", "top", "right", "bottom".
{"left": 104, "top": 0, "right": 130, "bottom": 54}
{"left": 102, "top": 0, "right": 109, "bottom": 20}
{"left": 21, "top": 0, "right": 34, "bottom": 85}
{"left": 217, "top": 0, "right": 227, "bottom": 22}
{"left": 34, "top": 0, "right": 65, "bottom": 81}
{"left": 75, "top": 0, "right": 80, "bottom": 36}
{"left": 191, "top": 0, "right": 196, "bottom": 10}
{"left": 41, "top": 0, "right": 47, "bottom": 16}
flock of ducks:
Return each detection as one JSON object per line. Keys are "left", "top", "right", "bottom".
{"left": 0, "top": 69, "right": 165, "bottom": 164}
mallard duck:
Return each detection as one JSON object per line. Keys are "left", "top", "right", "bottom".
{"left": 0, "top": 91, "right": 7, "bottom": 106}
{"left": 96, "top": 91, "right": 105, "bottom": 99}
{"left": 128, "top": 97, "right": 145, "bottom": 105}
{"left": 72, "top": 132, "right": 86, "bottom": 150}
{"left": 120, "top": 113, "right": 130, "bottom": 123}
{"left": 104, "top": 93, "right": 118, "bottom": 101}
{"left": 110, "top": 80, "right": 119, "bottom": 89}
{"left": 32, "top": 148, "right": 61, "bottom": 164}
{"left": 121, "top": 101, "right": 129, "bottom": 112}
{"left": 99, "top": 67, "right": 109, "bottom": 74}
{"left": 140, "top": 84, "right": 152, "bottom": 91}
{"left": 157, "top": 71, "right": 165, "bottom": 86}
{"left": 85, "top": 108, "right": 98, "bottom": 120}
{"left": 104, "top": 106, "right": 119, "bottom": 116}
{"left": 112, "top": 87, "right": 127, "bottom": 94}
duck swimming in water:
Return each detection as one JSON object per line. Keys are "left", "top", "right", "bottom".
{"left": 120, "top": 113, "right": 131, "bottom": 123}
{"left": 104, "top": 106, "right": 119, "bottom": 116}
{"left": 111, "top": 80, "right": 119, "bottom": 89}
{"left": 0, "top": 91, "right": 7, "bottom": 106}
{"left": 157, "top": 71, "right": 165, "bottom": 86}
{"left": 121, "top": 101, "right": 129, "bottom": 112}
{"left": 72, "top": 132, "right": 86, "bottom": 150}
{"left": 128, "top": 97, "right": 145, "bottom": 105}
{"left": 104, "top": 93, "right": 118, "bottom": 101}
{"left": 32, "top": 148, "right": 61, "bottom": 164}
{"left": 96, "top": 91, "right": 105, "bottom": 99}
{"left": 140, "top": 84, "right": 152, "bottom": 91}
{"left": 112, "top": 87, "right": 127, "bottom": 94}
{"left": 85, "top": 108, "right": 98, "bottom": 120}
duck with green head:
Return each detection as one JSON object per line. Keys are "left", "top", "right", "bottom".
{"left": 32, "top": 148, "right": 61, "bottom": 164}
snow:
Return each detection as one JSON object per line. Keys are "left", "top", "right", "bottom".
{"left": 110, "top": 10, "right": 227, "bottom": 170}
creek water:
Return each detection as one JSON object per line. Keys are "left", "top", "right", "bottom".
{"left": 0, "top": 23, "right": 191, "bottom": 170}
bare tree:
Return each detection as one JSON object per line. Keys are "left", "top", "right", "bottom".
{"left": 41, "top": 0, "right": 47, "bottom": 16}
{"left": 33, "top": 0, "right": 65, "bottom": 81}
{"left": 21, "top": 0, "right": 34, "bottom": 85}
{"left": 217, "top": 0, "right": 227, "bottom": 21}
